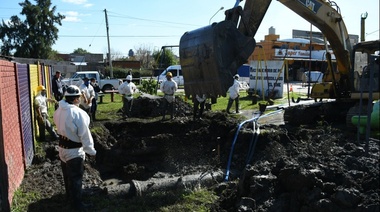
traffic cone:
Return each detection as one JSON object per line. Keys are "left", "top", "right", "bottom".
{"left": 290, "top": 84, "right": 293, "bottom": 92}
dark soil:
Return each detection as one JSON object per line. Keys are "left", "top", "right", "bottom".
{"left": 18, "top": 96, "right": 379, "bottom": 211}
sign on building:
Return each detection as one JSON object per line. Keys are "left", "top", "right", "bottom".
{"left": 249, "top": 60, "right": 285, "bottom": 99}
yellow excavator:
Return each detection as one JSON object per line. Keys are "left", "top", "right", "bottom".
{"left": 179, "top": 0, "right": 379, "bottom": 103}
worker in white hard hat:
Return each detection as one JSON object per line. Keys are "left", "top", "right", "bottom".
{"left": 226, "top": 74, "right": 241, "bottom": 114}
{"left": 160, "top": 72, "right": 178, "bottom": 120}
{"left": 34, "top": 85, "right": 59, "bottom": 142}
{"left": 118, "top": 75, "right": 137, "bottom": 118}
{"left": 79, "top": 77, "right": 95, "bottom": 123}
{"left": 53, "top": 85, "right": 96, "bottom": 211}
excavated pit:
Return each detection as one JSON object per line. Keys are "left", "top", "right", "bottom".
{"left": 20, "top": 96, "right": 379, "bottom": 211}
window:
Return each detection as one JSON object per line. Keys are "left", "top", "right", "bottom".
{"left": 88, "top": 74, "right": 97, "bottom": 79}
{"left": 281, "top": 44, "right": 289, "bottom": 49}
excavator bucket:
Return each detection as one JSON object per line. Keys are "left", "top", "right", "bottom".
{"left": 179, "top": 20, "right": 256, "bottom": 97}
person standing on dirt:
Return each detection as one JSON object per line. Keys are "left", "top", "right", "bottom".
{"left": 160, "top": 72, "right": 178, "bottom": 120}
{"left": 90, "top": 78, "right": 101, "bottom": 121}
{"left": 34, "top": 85, "right": 59, "bottom": 142}
{"left": 118, "top": 75, "right": 137, "bottom": 118}
{"left": 193, "top": 94, "right": 207, "bottom": 120}
{"left": 226, "top": 74, "right": 241, "bottom": 114}
{"left": 52, "top": 71, "right": 64, "bottom": 109}
{"left": 79, "top": 77, "right": 95, "bottom": 122}
{"left": 53, "top": 85, "right": 96, "bottom": 211}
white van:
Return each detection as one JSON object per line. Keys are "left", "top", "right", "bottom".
{"left": 158, "top": 65, "right": 184, "bottom": 86}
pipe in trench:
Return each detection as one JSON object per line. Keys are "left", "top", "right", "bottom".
{"left": 104, "top": 170, "right": 224, "bottom": 197}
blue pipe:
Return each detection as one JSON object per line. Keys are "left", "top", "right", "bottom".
{"left": 246, "top": 126, "right": 260, "bottom": 165}
{"left": 245, "top": 121, "right": 259, "bottom": 164}
{"left": 224, "top": 109, "right": 284, "bottom": 181}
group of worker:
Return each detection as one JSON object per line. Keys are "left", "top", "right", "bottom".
{"left": 34, "top": 71, "right": 99, "bottom": 210}
{"left": 33, "top": 70, "right": 241, "bottom": 210}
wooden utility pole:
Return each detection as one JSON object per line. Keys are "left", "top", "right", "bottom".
{"left": 104, "top": 9, "right": 113, "bottom": 78}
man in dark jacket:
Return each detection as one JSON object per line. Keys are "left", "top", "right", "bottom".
{"left": 52, "top": 71, "right": 64, "bottom": 109}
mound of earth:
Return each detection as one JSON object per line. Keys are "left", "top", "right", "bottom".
{"left": 18, "top": 96, "right": 379, "bottom": 211}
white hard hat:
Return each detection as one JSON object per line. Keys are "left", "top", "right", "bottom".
{"left": 65, "top": 85, "right": 81, "bottom": 96}
{"left": 126, "top": 75, "right": 132, "bottom": 80}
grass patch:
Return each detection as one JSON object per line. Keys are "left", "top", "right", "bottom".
{"left": 11, "top": 189, "right": 41, "bottom": 212}
{"left": 85, "top": 187, "right": 218, "bottom": 211}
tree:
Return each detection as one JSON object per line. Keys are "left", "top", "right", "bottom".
{"left": 152, "top": 48, "right": 178, "bottom": 69}
{"left": 0, "top": 0, "right": 64, "bottom": 59}
{"left": 72, "top": 48, "right": 90, "bottom": 54}
{"left": 134, "top": 44, "right": 154, "bottom": 69}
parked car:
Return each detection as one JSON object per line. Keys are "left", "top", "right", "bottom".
{"left": 158, "top": 65, "right": 184, "bottom": 86}
{"left": 61, "top": 71, "right": 122, "bottom": 92}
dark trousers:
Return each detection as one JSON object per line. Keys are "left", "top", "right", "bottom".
{"left": 122, "top": 98, "right": 132, "bottom": 117}
{"left": 54, "top": 93, "right": 63, "bottom": 109}
{"left": 193, "top": 100, "right": 205, "bottom": 119}
{"left": 91, "top": 98, "right": 97, "bottom": 120}
{"left": 38, "top": 113, "right": 58, "bottom": 141}
{"left": 162, "top": 98, "right": 174, "bottom": 119}
{"left": 61, "top": 157, "right": 84, "bottom": 209}
{"left": 79, "top": 105, "right": 92, "bottom": 123}
{"left": 226, "top": 97, "right": 240, "bottom": 113}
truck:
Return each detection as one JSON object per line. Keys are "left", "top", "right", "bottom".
{"left": 61, "top": 71, "right": 122, "bottom": 92}
{"left": 179, "top": 0, "right": 379, "bottom": 126}
{"left": 158, "top": 65, "right": 184, "bottom": 86}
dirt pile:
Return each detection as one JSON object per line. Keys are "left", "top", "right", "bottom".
{"left": 18, "top": 96, "right": 379, "bottom": 211}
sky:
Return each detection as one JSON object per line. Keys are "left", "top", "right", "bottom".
{"left": 0, "top": 0, "right": 379, "bottom": 57}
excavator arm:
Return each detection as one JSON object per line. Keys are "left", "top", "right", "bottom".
{"left": 180, "top": 0, "right": 352, "bottom": 98}
{"left": 279, "top": 0, "right": 351, "bottom": 75}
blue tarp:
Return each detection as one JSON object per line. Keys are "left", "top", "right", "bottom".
{"left": 237, "top": 64, "right": 250, "bottom": 77}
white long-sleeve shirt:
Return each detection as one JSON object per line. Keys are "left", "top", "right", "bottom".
{"left": 79, "top": 84, "right": 95, "bottom": 109}
{"left": 54, "top": 100, "right": 96, "bottom": 162}
{"left": 228, "top": 79, "right": 241, "bottom": 100}
{"left": 160, "top": 80, "right": 178, "bottom": 103}
{"left": 119, "top": 81, "right": 137, "bottom": 100}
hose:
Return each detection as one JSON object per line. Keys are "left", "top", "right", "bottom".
{"left": 224, "top": 109, "right": 284, "bottom": 181}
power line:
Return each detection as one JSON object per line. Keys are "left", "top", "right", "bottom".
{"left": 107, "top": 11, "right": 200, "bottom": 27}
{"left": 59, "top": 35, "right": 180, "bottom": 38}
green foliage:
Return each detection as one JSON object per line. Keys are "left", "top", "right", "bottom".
{"left": 103, "top": 67, "right": 155, "bottom": 79}
{"left": 0, "top": 0, "right": 64, "bottom": 59}
{"left": 72, "top": 48, "right": 90, "bottom": 54}
{"left": 140, "top": 78, "right": 158, "bottom": 95}
{"left": 11, "top": 189, "right": 41, "bottom": 212}
{"left": 152, "top": 48, "right": 178, "bottom": 69}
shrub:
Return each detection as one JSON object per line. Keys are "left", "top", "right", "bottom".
{"left": 140, "top": 78, "right": 158, "bottom": 95}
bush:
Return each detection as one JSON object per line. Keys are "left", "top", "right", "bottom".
{"left": 140, "top": 78, "right": 158, "bottom": 95}
{"left": 103, "top": 67, "right": 154, "bottom": 79}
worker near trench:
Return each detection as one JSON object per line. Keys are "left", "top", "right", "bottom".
{"left": 79, "top": 77, "right": 95, "bottom": 123}
{"left": 53, "top": 85, "right": 96, "bottom": 211}
{"left": 160, "top": 72, "right": 178, "bottom": 120}
{"left": 34, "top": 85, "right": 59, "bottom": 142}
{"left": 118, "top": 74, "right": 137, "bottom": 118}
{"left": 192, "top": 94, "right": 207, "bottom": 120}
{"left": 226, "top": 74, "right": 241, "bottom": 114}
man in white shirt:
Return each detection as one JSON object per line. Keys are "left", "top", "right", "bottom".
{"left": 79, "top": 77, "right": 95, "bottom": 121}
{"left": 226, "top": 74, "right": 241, "bottom": 114}
{"left": 34, "top": 85, "right": 59, "bottom": 141}
{"left": 118, "top": 75, "right": 137, "bottom": 118}
{"left": 53, "top": 85, "right": 96, "bottom": 211}
{"left": 160, "top": 72, "right": 178, "bottom": 120}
